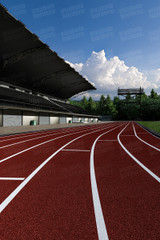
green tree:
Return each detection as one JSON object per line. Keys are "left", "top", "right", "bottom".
{"left": 97, "top": 94, "right": 118, "bottom": 118}
{"left": 126, "top": 93, "right": 131, "bottom": 102}
{"left": 80, "top": 96, "right": 88, "bottom": 110}
{"left": 149, "top": 89, "right": 158, "bottom": 99}
{"left": 69, "top": 88, "right": 160, "bottom": 121}
{"left": 97, "top": 95, "right": 106, "bottom": 115}
{"left": 141, "top": 93, "right": 148, "bottom": 101}
{"left": 87, "top": 96, "right": 96, "bottom": 113}
{"left": 113, "top": 96, "right": 119, "bottom": 105}
{"left": 105, "top": 94, "right": 113, "bottom": 115}
{"left": 113, "top": 96, "right": 120, "bottom": 119}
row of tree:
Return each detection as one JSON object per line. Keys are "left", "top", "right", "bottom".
{"left": 69, "top": 89, "right": 160, "bottom": 120}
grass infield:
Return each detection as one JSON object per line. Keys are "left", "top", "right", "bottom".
{"left": 138, "top": 121, "right": 160, "bottom": 133}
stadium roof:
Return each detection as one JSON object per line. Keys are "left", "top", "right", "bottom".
{"left": 0, "top": 4, "right": 96, "bottom": 100}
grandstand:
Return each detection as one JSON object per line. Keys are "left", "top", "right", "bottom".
{"left": 0, "top": 4, "right": 98, "bottom": 127}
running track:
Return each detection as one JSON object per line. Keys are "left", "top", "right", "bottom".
{"left": 0, "top": 122, "right": 160, "bottom": 239}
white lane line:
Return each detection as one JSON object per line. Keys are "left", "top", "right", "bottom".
{"left": 0, "top": 123, "right": 123, "bottom": 213}
{"left": 0, "top": 125, "right": 93, "bottom": 144}
{"left": 0, "top": 124, "right": 111, "bottom": 149}
{"left": 138, "top": 123, "right": 160, "bottom": 140}
{"left": 90, "top": 124, "right": 125, "bottom": 240}
{"left": 0, "top": 177, "right": 25, "bottom": 181}
{"left": 0, "top": 124, "right": 115, "bottom": 164}
{"left": 0, "top": 127, "right": 91, "bottom": 149}
{"left": 0, "top": 129, "right": 57, "bottom": 143}
{"left": 62, "top": 149, "right": 90, "bottom": 152}
{"left": 0, "top": 127, "right": 103, "bottom": 164}
{"left": 133, "top": 123, "right": 160, "bottom": 152}
{"left": 0, "top": 132, "right": 58, "bottom": 149}
{"left": 0, "top": 125, "right": 89, "bottom": 141}
{"left": 118, "top": 124, "right": 160, "bottom": 183}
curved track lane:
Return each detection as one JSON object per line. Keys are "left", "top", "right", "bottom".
{"left": 0, "top": 122, "right": 160, "bottom": 240}
{"left": 94, "top": 122, "right": 160, "bottom": 239}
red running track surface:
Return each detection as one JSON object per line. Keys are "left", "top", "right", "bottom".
{"left": 0, "top": 122, "right": 160, "bottom": 240}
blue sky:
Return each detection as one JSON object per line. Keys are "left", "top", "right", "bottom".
{"left": 1, "top": 0, "right": 160, "bottom": 98}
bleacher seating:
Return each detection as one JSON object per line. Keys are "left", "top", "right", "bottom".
{"left": 48, "top": 98, "right": 88, "bottom": 114}
{"left": 0, "top": 86, "right": 89, "bottom": 115}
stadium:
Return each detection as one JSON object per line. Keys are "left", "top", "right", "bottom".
{"left": 1, "top": 2, "right": 160, "bottom": 240}
{"left": 0, "top": 4, "right": 98, "bottom": 129}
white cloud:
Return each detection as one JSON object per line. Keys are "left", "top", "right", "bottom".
{"left": 67, "top": 49, "right": 159, "bottom": 99}
{"left": 145, "top": 69, "right": 160, "bottom": 84}
{"left": 67, "top": 61, "right": 83, "bottom": 72}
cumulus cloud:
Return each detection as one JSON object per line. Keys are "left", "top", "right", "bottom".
{"left": 145, "top": 69, "right": 160, "bottom": 84}
{"left": 67, "top": 50, "right": 159, "bottom": 99}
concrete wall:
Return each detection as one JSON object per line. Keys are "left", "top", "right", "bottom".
{"left": 81, "top": 117, "right": 85, "bottom": 123}
{"left": 93, "top": 118, "right": 98, "bottom": 122}
{"left": 84, "top": 118, "right": 89, "bottom": 123}
{"left": 39, "top": 114, "right": 50, "bottom": 125}
{"left": 72, "top": 117, "right": 80, "bottom": 122}
{"left": 50, "top": 116, "right": 59, "bottom": 124}
{"left": 66, "top": 117, "right": 72, "bottom": 123}
{"left": 0, "top": 110, "right": 2, "bottom": 126}
{"left": 0, "top": 109, "right": 99, "bottom": 127}
{"left": 23, "top": 111, "right": 39, "bottom": 126}
{"left": 59, "top": 116, "right": 66, "bottom": 124}
{"left": 3, "top": 110, "right": 22, "bottom": 126}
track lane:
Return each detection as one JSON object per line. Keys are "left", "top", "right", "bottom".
{"left": 0, "top": 123, "right": 122, "bottom": 213}
{"left": 0, "top": 125, "right": 113, "bottom": 204}
{"left": 0, "top": 124, "right": 113, "bottom": 162}
{"left": 0, "top": 124, "right": 100, "bottom": 147}
{"left": 0, "top": 123, "right": 113, "bottom": 148}
{"left": 0, "top": 122, "right": 123, "bottom": 240}
{"left": 0, "top": 124, "right": 103, "bottom": 145}
{"left": 1, "top": 151, "right": 98, "bottom": 240}
{"left": 134, "top": 123, "right": 160, "bottom": 149}
{"left": 0, "top": 125, "right": 115, "bottom": 179}
{"left": 0, "top": 124, "right": 114, "bottom": 185}
{"left": 2, "top": 122, "right": 159, "bottom": 239}
{"left": 94, "top": 123, "right": 160, "bottom": 239}
{"left": 120, "top": 123, "right": 160, "bottom": 179}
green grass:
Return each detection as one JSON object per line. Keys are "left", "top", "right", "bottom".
{"left": 138, "top": 121, "right": 160, "bottom": 133}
